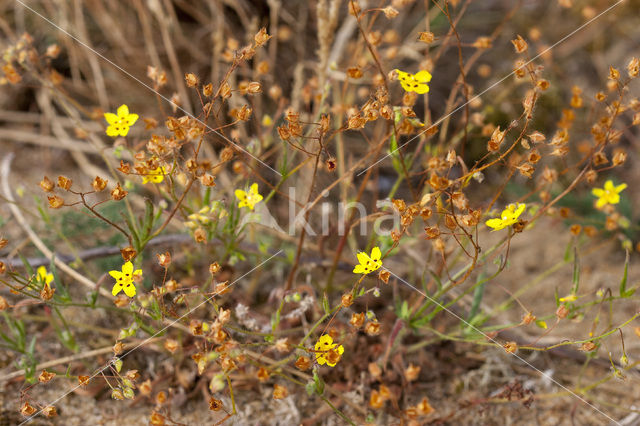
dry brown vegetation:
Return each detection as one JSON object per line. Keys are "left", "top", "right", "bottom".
{"left": 1, "top": 0, "right": 640, "bottom": 424}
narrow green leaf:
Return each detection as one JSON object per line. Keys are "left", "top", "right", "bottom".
{"left": 619, "top": 250, "right": 634, "bottom": 297}
{"left": 571, "top": 247, "right": 579, "bottom": 294}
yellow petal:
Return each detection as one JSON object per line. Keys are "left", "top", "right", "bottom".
{"left": 126, "top": 113, "right": 139, "bottom": 126}
{"left": 109, "top": 270, "right": 123, "bottom": 279}
{"left": 250, "top": 183, "right": 259, "bottom": 194}
{"left": 112, "top": 282, "right": 123, "bottom": 296}
{"left": 413, "top": 84, "right": 430, "bottom": 94}
{"left": 337, "top": 344, "right": 344, "bottom": 355}
{"left": 395, "top": 69, "right": 411, "bottom": 81}
{"left": 485, "top": 218, "right": 505, "bottom": 230}
{"left": 592, "top": 188, "right": 604, "bottom": 197}
{"left": 413, "top": 70, "right": 432, "bottom": 82}
{"left": 106, "top": 125, "right": 119, "bottom": 137}
{"left": 122, "top": 261, "right": 134, "bottom": 275}
{"left": 117, "top": 104, "right": 130, "bottom": 118}
{"left": 37, "top": 266, "right": 47, "bottom": 280}
{"left": 119, "top": 126, "right": 130, "bottom": 137}
{"left": 353, "top": 265, "right": 366, "bottom": 274}
{"left": 513, "top": 203, "right": 526, "bottom": 219}
{"left": 596, "top": 197, "right": 607, "bottom": 208}
{"left": 235, "top": 189, "right": 247, "bottom": 201}
{"left": 319, "top": 334, "right": 333, "bottom": 345}
{"left": 370, "top": 246, "right": 381, "bottom": 262}
{"left": 356, "top": 252, "right": 371, "bottom": 266}
{"left": 615, "top": 183, "right": 627, "bottom": 193}
{"left": 399, "top": 79, "right": 414, "bottom": 92}
{"left": 104, "top": 112, "right": 119, "bottom": 125}
{"left": 123, "top": 283, "right": 137, "bottom": 297}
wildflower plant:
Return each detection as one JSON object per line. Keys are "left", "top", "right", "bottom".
{"left": 104, "top": 104, "right": 139, "bottom": 137}
{"left": 1, "top": 2, "right": 640, "bottom": 425}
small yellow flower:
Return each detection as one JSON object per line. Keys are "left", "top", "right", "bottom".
{"left": 485, "top": 203, "right": 526, "bottom": 231}
{"left": 37, "top": 266, "right": 53, "bottom": 285}
{"left": 559, "top": 294, "right": 577, "bottom": 303}
{"left": 142, "top": 166, "right": 165, "bottom": 184}
{"left": 104, "top": 104, "right": 139, "bottom": 137}
{"left": 395, "top": 69, "right": 432, "bottom": 94}
{"left": 592, "top": 180, "right": 626, "bottom": 208}
{"left": 109, "top": 261, "right": 142, "bottom": 298}
{"left": 314, "top": 334, "right": 344, "bottom": 367}
{"left": 353, "top": 246, "right": 382, "bottom": 275}
{"left": 235, "top": 183, "right": 263, "bottom": 210}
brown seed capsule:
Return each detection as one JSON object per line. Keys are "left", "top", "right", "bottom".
{"left": 21, "top": 402, "right": 37, "bottom": 416}
{"left": 38, "top": 370, "right": 56, "bottom": 383}
{"left": 256, "top": 367, "right": 269, "bottom": 382}
{"left": 350, "top": 312, "right": 365, "bottom": 328}
{"left": 522, "top": 312, "right": 536, "bottom": 325}
{"left": 185, "top": 73, "right": 198, "bottom": 88}
{"left": 194, "top": 228, "right": 207, "bottom": 243}
{"left": 120, "top": 246, "right": 136, "bottom": 262}
{"left": 42, "top": 406, "right": 57, "bottom": 418}
{"left": 580, "top": 341, "right": 597, "bottom": 352}
{"left": 48, "top": 195, "right": 64, "bottom": 209}
{"left": 347, "top": 66, "right": 363, "bottom": 79}
{"left": 341, "top": 293, "right": 353, "bottom": 308}
{"left": 369, "top": 390, "right": 385, "bottom": 409}
{"left": 404, "top": 363, "right": 420, "bottom": 382}
{"left": 0, "top": 262, "right": 5, "bottom": 275}
{"left": 556, "top": 305, "right": 569, "bottom": 319}
{"left": 164, "top": 338, "right": 179, "bottom": 353}
{"left": 365, "top": 321, "right": 381, "bottom": 336}
{"left": 378, "top": 269, "right": 390, "bottom": 284}
{"left": 209, "top": 397, "right": 224, "bottom": 411}
{"left": 113, "top": 341, "right": 124, "bottom": 355}
{"left": 503, "top": 341, "right": 518, "bottom": 354}
{"left": 209, "top": 262, "right": 221, "bottom": 275}
{"left": 56, "top": 176, "right": 72, "bottom": 191}
{"left": 295, "top": 356, "right": 311, "bottom": 371}
{"left": 111, "top": 183, "right": 128, "bottom": 201}
{"left": 254, "top": 27, "right": 272, "bottom": 47}
{"left": 0, "top": 295, "right": 8, "bottom": 310}
{"left": 78, "top": 375, "right": 90, "bottom": 386}
{"left": 417, "top": 397, "right": 434, "bottom": 415}
{"left": 511, "top": 35, "right": 528, "bottom": 53}
{"left": 92, "top": 176, "right": 108, "bottom": 192}
{"left": 156, "top": 251, "right": 171, "bottom": 268}
{"left": 0, "top": 237, "right": 7, "bottom": 249}
{"left": 273, "top": 384, "right": 288, "bottom": 399}
{"left": 40, "top": 176, "right": 55, "bottom": 192}
{"left": 418, "top": 31, "right": 435, "bottom": 44}
{"left": 40, "top": 282, "right": 55, "bottom": 301}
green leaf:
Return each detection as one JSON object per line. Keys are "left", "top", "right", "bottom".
{"left": 398, "top": 300, "right": 409, "bottom": 320}
{"left": 313, "top": 370, "right": 325, "bottom": 395}
{"left": 619, "top": 250, "right": 634, "bottom": 297}
{"left": 467, "top": 274, "right": 486, "bottom": 325}
{"left": 322, "top": 293, "right": 330, "bottom": 315}
{"left": 571, "top": 247, "right": 579, "bottom": 294}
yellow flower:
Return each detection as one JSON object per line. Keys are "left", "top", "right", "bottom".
{"left": 104, "top": 104, "right": 139, "bottom": 137}
{"left": 592, "top": 180, "right": 626, "bottom": 208}
{"left": 235, "top": 183, "right": 263, "bottom": 210}
{"left": 314, "top": 334, "right": 344, "bottom": 367}
{"left": 395, "top": 69, "right": 432, "bottom": 94}
{"left": 109, "top": 261, "right": 142, "bottom": 298}
{"left": 37, "top": 266, "right": 53, "bottom": 285}
{"left": 142, "top": 166, "right": 165, "bottom": 184}
{"left": 486, "top": 203, "right": 526, "bottom": 231}
{"left": 559, "top": 294, "right": 577, "bottom": 303}
{"left": 353, "top": 246, "right": 382, "bottom": 275}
